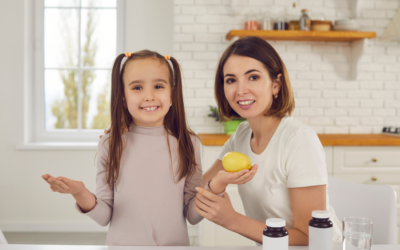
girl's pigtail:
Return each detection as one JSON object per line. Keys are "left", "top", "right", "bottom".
{"left": 106, "top": 53, "right": 130, "bottom": 189}
{"left": 168, "top": 57, "right": 197, "bottom": 181}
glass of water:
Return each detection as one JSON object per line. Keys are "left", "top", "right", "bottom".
{"left": 343, "top": 217, "right": 373, "bottom": 250}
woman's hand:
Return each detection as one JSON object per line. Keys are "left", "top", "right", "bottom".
{"left": 41, "top": 174, "right": 85, "bottom": 195}
{"left": 99, "top": 127, "right": 129, "bottom": 139}
{"left": 99, "top": 128, "right": 110, "bottom": 139}
{"left": 209, "top": 164, "right": 258, "bottom": 194}
{"left": 217, "top": 164, "right": 258, "bottom": 185}
{"left": 194, "top": 187, "right": 238, "bottom": 228}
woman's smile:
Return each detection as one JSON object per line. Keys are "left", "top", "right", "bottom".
{"left": 237, "top": 99, "right": 255, "bottom": 110}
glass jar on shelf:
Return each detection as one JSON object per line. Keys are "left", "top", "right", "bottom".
{"left": 288, "top": 2, "right": 299, "bottom": 30}
{"left": 299, "top": 9, "right": 311, "bottom": 31}
{"left": 273, "top": 11, "right": 288, "bottom": 30}
{"left": 261, "top": 10, "right": 272, "bottom": 30}
{"left": 244, "top": 11, "right": 258, "bottom": 30}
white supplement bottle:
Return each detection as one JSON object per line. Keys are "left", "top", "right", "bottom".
{"left": 309, "top": 210, "right": 333, "bottom": 250}
{"left": 263, "top": 218, "right": 288, "bottom": 250}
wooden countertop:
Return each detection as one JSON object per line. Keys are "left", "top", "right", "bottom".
{"left": 198, "top": 134, "right": 400, "bottom": 146}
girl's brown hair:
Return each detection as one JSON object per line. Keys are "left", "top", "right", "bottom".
{"left": 215, "top": 36, "right": 295, "bottom": 120}
{"left": 106, "top": 50, "right": 198, "bottom": 188}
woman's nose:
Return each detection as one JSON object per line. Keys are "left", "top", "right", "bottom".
{"left": 236, "top": 81, "right": 248, "bottom": 96}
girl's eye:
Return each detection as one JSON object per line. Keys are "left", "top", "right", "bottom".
{"left": 250, "top": 75, "right": 259, "bottom": 81}
{"left": 225, "top": 78, "right": 235, "bottom": 84}
{"left": 133, "top": 86, "right": 142, "bottom": 90}
{"left": 155, "top": 85, "right": 164, "bottom": 89}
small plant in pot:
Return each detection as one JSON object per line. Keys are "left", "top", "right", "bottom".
{"left": 208, "top": 106, "right": 246, "bottom": 135}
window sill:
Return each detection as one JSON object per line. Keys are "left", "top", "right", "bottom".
{"left": 16, "top": 142, "right": 98, "bottom": 150}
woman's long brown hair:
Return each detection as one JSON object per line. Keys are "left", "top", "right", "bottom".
{"left": 105, "top": 50, "right": 198, "bottom": 189}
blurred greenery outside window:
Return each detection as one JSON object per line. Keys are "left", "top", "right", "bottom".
{"left": 42, "top": 0, "right": 122, "bottom": 132}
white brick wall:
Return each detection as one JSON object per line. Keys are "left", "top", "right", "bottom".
{"left": 174, "top": 0, "right": 400, "bottom": 134}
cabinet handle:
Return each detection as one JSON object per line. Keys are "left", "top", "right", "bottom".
{"left": 371, "top": 177, "right": 377, "bottom": 181}
{"left": 371, "top": 158, "right": 377, "bottom": 162}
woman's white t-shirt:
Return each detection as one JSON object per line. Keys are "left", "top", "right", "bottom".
{"left": 217, "top": 116, "right": 342, "bottom": 244}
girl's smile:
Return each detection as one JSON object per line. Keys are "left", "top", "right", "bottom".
{"left": 140, "top": 105, "right": 160, "bottom": 112}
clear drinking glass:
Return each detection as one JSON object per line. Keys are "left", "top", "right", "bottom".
{"left": 343, "top": 217, "right": 373, "bottom": 250}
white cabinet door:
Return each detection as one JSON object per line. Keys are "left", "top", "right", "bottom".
{"left": 201, "top": 146, "right": 223, "bottom": 173}
{"left": 333, "top": 146, "right": 400, "bottom": 174}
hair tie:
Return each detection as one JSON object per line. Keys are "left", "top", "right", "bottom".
{"left": 164, "top": 55, "right": 171, "bottom": 60}
{"left": 125, "top": 52, "right": 132, "bottom": 58}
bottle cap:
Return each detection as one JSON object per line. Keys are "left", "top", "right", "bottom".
{"left": 266, "top": 218, "right": 286, "bottom": 228}
{"left": 301, "top": 9, "right": 308, "bottom": 12}
{"left": 312, "top": 210, "right": 331, "bottom": 219}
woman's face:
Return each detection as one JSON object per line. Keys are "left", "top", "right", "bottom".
{"left": 122, "top": 58, "right": 172, "bottom": 127}
{"left": 223, "top": 55, "right": 281, "bottom": 119}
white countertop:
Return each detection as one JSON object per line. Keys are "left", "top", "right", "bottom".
{"left": 0, "top": 245, "right": 399, "bottom": 250}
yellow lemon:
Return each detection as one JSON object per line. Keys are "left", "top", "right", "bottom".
{"left": 222, "top": 152, "right": 252, "bottom": 172}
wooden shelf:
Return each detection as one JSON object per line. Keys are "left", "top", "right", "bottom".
{"left": 225, "top": 30, "right": 376, "bottom": 42}
{"left": 198, "top": 134, "right": 400, "bottom": 146}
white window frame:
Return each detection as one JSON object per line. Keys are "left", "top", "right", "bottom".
{"left": 22, "top": 0, "right": 125, "bottom": 147}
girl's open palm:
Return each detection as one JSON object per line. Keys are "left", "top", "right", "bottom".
{"left": 41, "top": 174, "right": 85, "bottom": 195}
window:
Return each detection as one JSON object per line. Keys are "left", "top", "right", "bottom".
{"left": 30, "top": 0, "right": 124, "bottom": 143}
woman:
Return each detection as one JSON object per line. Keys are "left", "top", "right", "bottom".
{"left": 194, "top": 36, "right": 342, "bottom": 246}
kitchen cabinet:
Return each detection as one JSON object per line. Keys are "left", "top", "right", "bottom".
{"left": 197, "top": 136, "right": 400, "bottom": 246}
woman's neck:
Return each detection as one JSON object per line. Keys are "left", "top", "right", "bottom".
{"left": 247, "top": 114, "right": 282, "bottom": 142}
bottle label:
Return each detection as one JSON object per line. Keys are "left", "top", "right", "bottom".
{"left": 263, "top": 235, "right": 288, "bottom": 250}
{"left": 309, "top": 226, "right": 333, "bottom": 250}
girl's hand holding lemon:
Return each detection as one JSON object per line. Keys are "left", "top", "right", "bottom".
{"left": 209, "top": 152, "right": 258, "bottom": 194}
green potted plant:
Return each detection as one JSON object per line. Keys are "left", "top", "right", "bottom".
{"left": 208, "top": 106, "right": 246, "bottom": 135}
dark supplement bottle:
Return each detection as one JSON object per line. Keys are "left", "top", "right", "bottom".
{"left": 263, "top": 218, "right": 288, "bottom": 250}
{"left": 309, "top": 210, "right": 333, "bottom": 250}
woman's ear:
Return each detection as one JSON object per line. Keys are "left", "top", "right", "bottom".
{"left": 273, "top": 73, "right": 283, "bottom": 94}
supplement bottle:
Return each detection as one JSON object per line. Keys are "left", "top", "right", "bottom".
{"left": 309, "top": 210, "right": 333, "bottom": 250}
{"left": 263, "top": 218, "right": 288, "bottom": 250}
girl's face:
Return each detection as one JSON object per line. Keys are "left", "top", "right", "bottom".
{"left": 122, "top": 58, "right": 172, "bottom": 127}
{"left": 223, "top": 55, "right": 281, "bottom": 119}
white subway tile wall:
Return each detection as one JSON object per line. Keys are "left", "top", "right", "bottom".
{"left": 174, "top": 0, "right": 400, "bottom": 135}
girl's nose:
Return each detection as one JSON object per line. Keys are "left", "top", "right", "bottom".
{"left": 144, "top": 90, "right": 155, "bottom": 101}
{"left": 145, "top": 97, "right": 154, "bottom": 101}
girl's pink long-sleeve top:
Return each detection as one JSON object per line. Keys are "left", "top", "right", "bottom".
{"left": 75, "top": 124, "right": 204, "bottom": 246}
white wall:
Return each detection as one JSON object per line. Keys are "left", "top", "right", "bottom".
{"left": 0, "top": 0, "right": 173, "bottom": 233}
{"left": 175, "top": 0, "right": 400, "bottom": 134}
{"left": 125, "top": 0, "right": 174, "bottom": 55}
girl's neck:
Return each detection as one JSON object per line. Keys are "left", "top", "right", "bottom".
{"left": 247, "top": 114, "right": 282, "bottom": 142}
{"left": 129, "top": 123, "right": 166, "bottom": 136}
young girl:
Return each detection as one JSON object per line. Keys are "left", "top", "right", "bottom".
{"left": 41, "top": 50, "right": 205, "bottom": 246}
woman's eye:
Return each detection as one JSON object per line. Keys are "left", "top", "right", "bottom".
{"left": 225, "top": 78, "right": 235, "bottom": 84}
{"left": 250, "top": 75, "right": 259, "bottom": 81}
{"left": 133, "top": 86, "right": 142, "bottom": 90}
